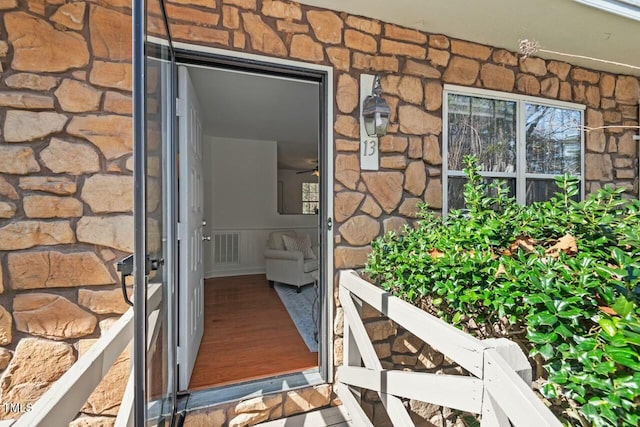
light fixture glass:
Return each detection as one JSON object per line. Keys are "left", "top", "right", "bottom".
{"left": 362, "top": 75, "right": 391, "bottom": 137}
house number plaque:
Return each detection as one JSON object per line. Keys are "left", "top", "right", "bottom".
{"left": 360, "top": 74, "right": 379, "bottom": 171}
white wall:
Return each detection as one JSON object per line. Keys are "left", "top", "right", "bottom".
{"left": 278, "top": 169, "right": 319, "bottom": 214}
{"left": 203, "top": 136, "right": 318, "bottom": 277}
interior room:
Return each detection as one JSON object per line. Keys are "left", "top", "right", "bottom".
{"left": 182, "top": 64, "right": 322, "bottom": 391}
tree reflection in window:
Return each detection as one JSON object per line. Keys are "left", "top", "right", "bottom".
{"left": 445, "top": 90, "right": 583, "bottom": 211}
{"left": 525, "top": 104, "right": 581, "bottom": 175}
{"left": 448, "top": 94, "right": 517, "bottom": 172}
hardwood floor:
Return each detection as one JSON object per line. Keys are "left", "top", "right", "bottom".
{"left": 188, "top": 274, "right": 318, "bottom": 390}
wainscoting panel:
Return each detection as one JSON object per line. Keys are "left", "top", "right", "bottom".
{"left": 204, "top": 226, "right": 318, "bottom": 278}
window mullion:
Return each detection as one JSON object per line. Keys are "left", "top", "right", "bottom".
{"left": 516, "top": 100, "right": 527, "bottom": 205}
{"left": 442, "top": 90, "right": 450, "bottom": 212}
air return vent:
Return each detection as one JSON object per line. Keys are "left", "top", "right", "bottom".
{"left": 213, "top": 232, "right": 240, "bottom": 265}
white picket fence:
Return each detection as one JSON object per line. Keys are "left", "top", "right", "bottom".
{"left": 0, "top": 284, "right": 162, "bottom": 427}
{"left": 336, "top": 270, "right": 561, "bottom": 427}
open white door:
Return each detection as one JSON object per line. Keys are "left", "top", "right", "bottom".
{"left": 178, "top": 65, "right": 205, "bottom": 390}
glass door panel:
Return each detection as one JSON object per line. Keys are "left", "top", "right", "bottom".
{"left": 133, "top": 0, "right": 176, "bottom": 425}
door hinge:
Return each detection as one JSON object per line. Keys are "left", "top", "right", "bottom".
{"left": 177, "top": 221, "right": 186, "bottom": 241}
{"left": 176, "top": 98, "right": 186, "bottom": 117}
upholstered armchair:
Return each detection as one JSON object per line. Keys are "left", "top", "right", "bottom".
{"left": 264, "top": 230, "right": 318, "bottom": 292}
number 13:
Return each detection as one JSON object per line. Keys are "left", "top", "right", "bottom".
{"left": 362, "top": 140, "right": 377, "bottom": 156}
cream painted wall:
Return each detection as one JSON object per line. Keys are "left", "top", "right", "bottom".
{"left": 278, "top": 169, "right": 319, "bottom": 214}
{"left": 203, "top": 136, "right": 318, "bottom": 277}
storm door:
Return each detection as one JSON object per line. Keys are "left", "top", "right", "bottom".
{"left": 131, "top": 0, "right": 177, "bottom": 425}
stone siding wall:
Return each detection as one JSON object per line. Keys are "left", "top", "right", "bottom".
{"left": 156, "top": 2, "right": 637, "bottom": 425}
{"left": 155, "top": 0, "right": 638, "bottom": 273}
{"left": 0, "top": 0, "right": 638, "bottom": 426}
{"left": 0, "top": 0, "right": 133, "bottom": 424}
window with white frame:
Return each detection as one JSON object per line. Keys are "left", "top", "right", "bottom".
{"left": 443, "top": 85, "right": 585, "bottom": 212}
{"left": 302, "top": 182, "right": 319, "bottom": 214}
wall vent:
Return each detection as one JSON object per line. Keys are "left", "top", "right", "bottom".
{"left": 213, "top": 232, "right": 240, "bottom": 265}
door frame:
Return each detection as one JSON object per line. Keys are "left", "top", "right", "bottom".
{"left": 173, "top": 41, "right": 335, "bottom": 389}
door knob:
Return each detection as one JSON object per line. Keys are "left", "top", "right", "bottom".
{"left": 202, "top": 235, "right": 211, "bottom": 241}
{"left": 202, "top": 220, "right": 207, "bottom": 226}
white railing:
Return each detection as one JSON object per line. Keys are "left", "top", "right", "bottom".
{"left": 1, "top": 284, "right": 162, "bottom": 427}
{"left": 336, "top": 270, "right": 561, "bottom": 427}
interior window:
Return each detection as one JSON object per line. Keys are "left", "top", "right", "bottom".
{"left": 302, "top": 182, "right": 319, "bottom": 214}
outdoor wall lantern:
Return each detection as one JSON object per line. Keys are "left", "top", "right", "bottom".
{"left": 362, "top": 75, "right": 391, "bottom": 137}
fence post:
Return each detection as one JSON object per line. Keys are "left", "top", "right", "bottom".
{"left": 481, "top": 338, "right": 533, "bottom": 427}
{"left": 483, "top": 338, "right": 532, "bottom": 385}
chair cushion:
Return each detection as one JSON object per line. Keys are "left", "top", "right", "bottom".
{"left": 282, "top": 234, "right": 316, "bottom": 259}
{"left": 303, "top": 259, "right": 319, "bottom": 273}
{"left": 267, "top": 230, "right": 297, "bottom": 250}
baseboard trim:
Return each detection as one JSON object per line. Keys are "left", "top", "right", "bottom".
{"left": 205, "top": 268, "right": 266, "bottom": 279}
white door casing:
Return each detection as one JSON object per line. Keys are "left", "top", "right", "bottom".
{"left": 174, "top": 42, "right": 335, "bottom": 383}
{"left": 178, "top": 65, "right": 205, "bottom": 390}
{"left": 172, "top": 45, "right": 336, "bottom": 389}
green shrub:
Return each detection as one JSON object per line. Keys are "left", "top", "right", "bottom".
{"left": 365, "top": 156, "right": 640, "bottom": 426}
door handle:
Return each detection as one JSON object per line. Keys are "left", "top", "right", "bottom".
{"left": 116, "top": 255, "right": 134, "bottom": 306}
{"left": 327, "top": 217, "right": 333, "bottom": 231}
{"left": 202, "top": 235, "right": 211, "bottom": 241}
{"left": 202, "top": 220, "right": 207, "bottom": 226}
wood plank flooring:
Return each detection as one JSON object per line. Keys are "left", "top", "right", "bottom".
{"left": 188, "top": 274, "right": 318, "bottom": 390}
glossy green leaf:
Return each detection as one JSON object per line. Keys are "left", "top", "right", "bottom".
{"left": 612, "top": 297, "right": 634, "bottom": 317}
{"left": 612, "top": 247, "right": 628, "bottom": 266}
{"left": 528, "top": 312, "right": 558, "bottom": 326}
{"left": 607, "top": 347, "right": 640, "bottom": 370}
{"left": 451, "top": 312, "right": 462, "bottom": 324}
{"left": 593, "top": 361, "right": 615, "bottom": 376}
{"left": 541, "top": 382, "right": 558, "bottom": 398}
{"left": 554, "top": 324, "right": 573, "bottom": 339}
{"left": 527, "top": 330, "right": 558, "bottom": 344}
{"left": 538, "top": 343, "right": 554, "bottom": 360}
{"left": 599, "top": 319, "right": 617, "bottom": 337}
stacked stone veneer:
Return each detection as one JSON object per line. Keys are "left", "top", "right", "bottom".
{"left": 0, "top": 0, "right": 133, "bottom": 425}
{"left": 150, "top": 0, "right": 639, "bottom": 272}
{"left": 0, "top": 0, "right": 638, "bottom": 426}
{"left": 157, "top": 1, "right": 638, "bottom": 425}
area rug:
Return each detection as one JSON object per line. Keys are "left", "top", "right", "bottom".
{"left": 274, "top": 283, "right": 318, "bottom": 352}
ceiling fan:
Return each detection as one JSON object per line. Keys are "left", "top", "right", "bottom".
{"left": 296, "top": 162, "right": 319, "bottom": 176}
